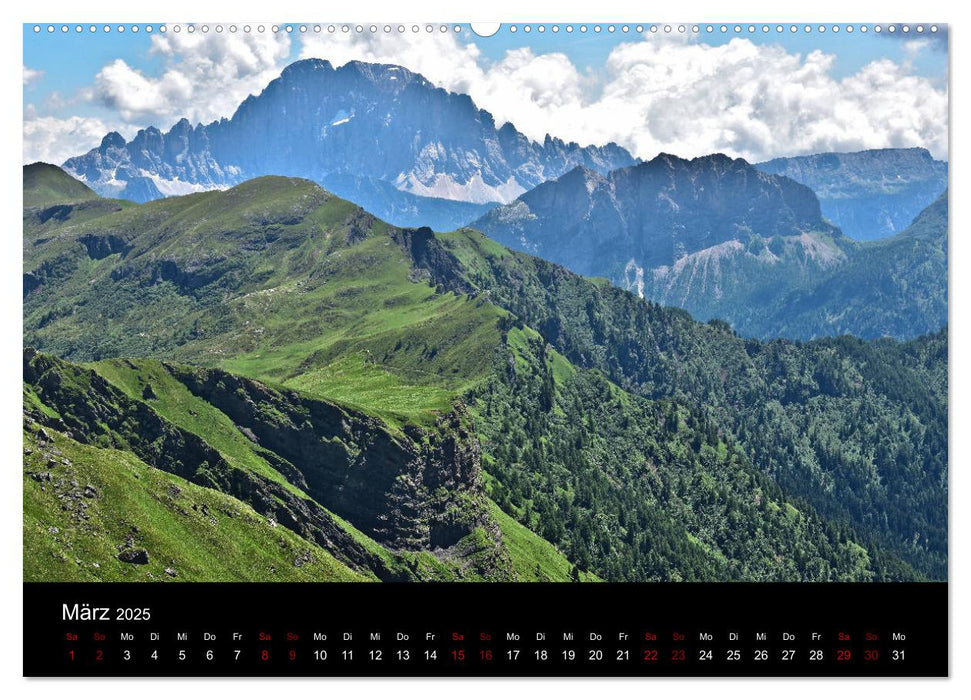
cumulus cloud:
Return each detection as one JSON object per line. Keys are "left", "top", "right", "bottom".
{"left": 23, "top": 65, "right": 43, "bottom": 85}
{"left": 90, "top": 29, "right": 291, "bottom": 125}
{"left": 300, "top": 31, "right": 948, "bottom": 161}
{"left": 22, "top": 115, "right": 132, "bottom": 165}
{"left": 598, "top": 36, "right": 948, "bottom": 161}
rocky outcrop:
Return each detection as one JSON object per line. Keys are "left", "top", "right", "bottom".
{"left": 166, "top": 364, "right": 492, "bottom": 553}
{"left": 390, "top": 226, "right": 475, "bottom": 295}
{"left": 78, "top": 233, "right": 131, "bottom": 260}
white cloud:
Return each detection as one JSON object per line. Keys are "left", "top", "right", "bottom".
{"left": 22, "top": 115, "right": 132, "bottom": 165}
{"left": 597, "top": 36, "right": 948, "bottom": 161}
{"left": 299, "top": 31, "right": 948, "bottom": 161}
{"left": 23, "top": 65, "right": 43, "bottom": 85}
{"left": 90, "top": 29, "right": 291, "bottom": 125}
{"left": 903, "top": 38, "right": 933, "bottom": 61}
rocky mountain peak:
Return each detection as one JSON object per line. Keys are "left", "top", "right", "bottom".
{"left": 279, "top": 56, "right": 335, "bottom": 77}
{"left": 473, "top": 151, "right": 833, "bottom": 277}
{"left": 99, "top": 131, "right": 126, "bottom": 151}
{"left": 61, "top": 58, "right": 635, "bottom": 229}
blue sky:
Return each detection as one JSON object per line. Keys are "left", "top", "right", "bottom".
{"left": 24, "top": 22, "right": 949, "bottom": 103}
{"left": 472, "top": 23, "right": 948, "bottom": 81}
{"left": 23, "top": 22, "right": 949, "bottom": 165}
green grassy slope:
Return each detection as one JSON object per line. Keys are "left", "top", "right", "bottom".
{"left": 22, "top": 167, "right": 586, "bottom": 583}
{"left": 23, "top": 350, "right": 527, "bottom": 582}
{"left": 23, "top": 425, "right": 371, "bottom": 583}
{"left": 91, "top": 358, "right": 305, "bottom": 495}
{"left": 23, "top": 173, "right": 503, "bottom": 431}
{"left": 23, "top": 162, "right": 98, "bottom": 208}
{"left": 486, "top": 498, "right": 600, "bottom": 583}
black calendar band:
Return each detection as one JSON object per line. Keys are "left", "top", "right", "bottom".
{"left": 23, "top": 582, "right": 947, "bottom": 677}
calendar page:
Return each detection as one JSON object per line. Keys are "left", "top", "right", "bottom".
{"left": 22, "top": 21, "right": 948, "bottom": 677}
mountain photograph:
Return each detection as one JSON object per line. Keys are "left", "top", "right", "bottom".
{"left": 22, "top": 25, "right": 947, "bottom": 584}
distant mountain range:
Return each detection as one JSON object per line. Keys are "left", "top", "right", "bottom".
{"left": 473, "top": 154, "right": 947, "bottom": 341}
{"left": 757, "top": 148, "right": 947, "bottom": 241}
{"left": 56, "top": 59, "right": 947, "bottom": 342}
{"left": 62, "top": 58, "right": 634, "bottom": 230}
{"left": 61, "top": 57, "right": 947, "bottom": 245}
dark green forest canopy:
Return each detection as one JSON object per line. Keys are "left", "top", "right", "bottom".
{"left": 434, "top": 229, "right": 948, "bottom": 578}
